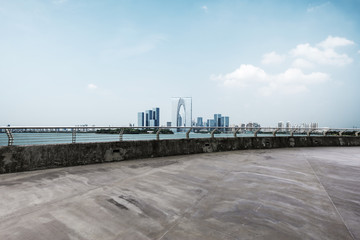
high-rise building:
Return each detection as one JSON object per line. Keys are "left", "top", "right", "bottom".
{"left": 152, "top": 107, "right": 160, "bottom": 126}
{"left": 171, "top": 97, "right": 192, "bottom": 130}
{"left": 196, "top": 117, "right": 203, "bottom": 127}
{"left": 137, "top": 112, "right": 144, "bottom": 127}
{"left": 224, "top": 116, "right": 230, "bottom": 127}
{"left": 207, "top": 119, "right": 216, "bottom": 130}
{"left": 138, "top": 108, "right": 160, "bottom": 127}
{"left": 286, "top": 122, "right": 291, "bottom": 131}
{"left": 278, "top": 121, "right": 284, "bottom": 130}
{"left": 145, "top": 110, "right": 152, "bottom": 127}
{"left": 214, "top": 114, "right": 222, "bottom": 127}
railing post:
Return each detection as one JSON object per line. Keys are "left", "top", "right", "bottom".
{"left": 290, "top": 128, "right": 296, "bottom": 137}
{"left": 211, "top": 128, "right": 218, "bottom": 138}
{"left": 323, "top": 130, "right": 329, "bottom": 136}
{"left": 273, "top": 128, "right": 279, "bottom": 137}
{"left": 5, "top": 129, "right": 14, "bottom": 146}
{"left": 254, "top": 128, "right": 261, "bottom": 137}
{"left": 339, "top": 130, "right": 345, "bottom": 136}
{"left": 119, "top": 128, "right": 125, "bottom": 141}
{"left": 72, "top": 128, "right": 76, "bottom": 143}
{"left": 307, "top": 129, "right": 313, "bottom": 137}
{"left": 186, "top": 128, "right": 192, "bottom": 139}
{"left": 233, "top": 128, "right": 240, "bottom": 138}
{"left": 356, "top": 131, "right": 360, "bottom": 137}
{"left": 156, "top": 128, "right": 161, "bottom": 140}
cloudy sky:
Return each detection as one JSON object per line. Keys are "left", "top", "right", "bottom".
{"left": 1, "top": 0, "right": 359, "bottom": 127}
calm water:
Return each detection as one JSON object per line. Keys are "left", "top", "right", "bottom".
{"left": 0, "top": 132, "right": 297, "bottom": 146}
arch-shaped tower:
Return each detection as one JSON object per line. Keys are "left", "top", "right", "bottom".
{"left": 171, "top": 97, "right": 192, "bottom": 131}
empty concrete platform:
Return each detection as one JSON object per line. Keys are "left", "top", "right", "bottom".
{"left": 0, "top": 147, "right": 359, "bottom": 240}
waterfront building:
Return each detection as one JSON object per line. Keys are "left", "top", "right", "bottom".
{"left": 152, "top": 108, "right": 160, "bottom": 126}
{"left": 171, "top": 97, "right": 192, "bottom": 130}
{"left": 224, "top": 116, "right": 229, "bottom": 127}
{"left": 145, "top": 110, "right": 152, "bottom": 127}
{"left": 138, "top": 107, "right": 160, "bottom": 127}
{"left": 137, "top": 112, "right": 144, "bottom": 127}
{"left": 214, "top": 114, "right": 222, "bottom": 127}
{"left": 166, "top": 122, "right": 172, "bottom": 127}
{"left": 196, "top": 117, "right": 203, "bottom": 127}
{"left": 278, "top": 121, "right": 284, "bottom": 131}
{"left": 286, "top": 122, "right": 291, "bottom": 131}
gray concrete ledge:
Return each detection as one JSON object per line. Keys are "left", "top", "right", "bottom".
{"left": 1, "top": 136, "right": 360, "bottom": 174}
{"left": 0, "top": 147, "right": 359, "bottom": 239}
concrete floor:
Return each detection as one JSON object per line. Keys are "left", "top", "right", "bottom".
{"left": 0, "top": 147, "right": 359, "bottom": 240}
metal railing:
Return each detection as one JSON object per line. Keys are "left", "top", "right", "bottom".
{"left": 0, "top": 126, "right": 359, "bottom": 146}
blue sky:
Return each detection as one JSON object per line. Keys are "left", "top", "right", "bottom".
{"left": 1, "top": 0, "right": 359, "bottom": 127}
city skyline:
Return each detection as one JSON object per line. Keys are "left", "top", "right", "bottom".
{"left": 1, "top": 1, "right": 360, "bottom": 128}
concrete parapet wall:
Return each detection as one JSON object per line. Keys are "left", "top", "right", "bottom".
{"left": 1, "top": 136, "right": 360, "bottom": 174}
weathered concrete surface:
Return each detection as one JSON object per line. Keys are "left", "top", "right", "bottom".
{"left": 1, "top": 136, "right": 360, "bottom": 173}
{"left": 0, "top": 147, "right": 359, "bottom": 240}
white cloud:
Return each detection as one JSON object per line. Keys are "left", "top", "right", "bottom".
{"left": 307, "top": 2, "right": 330, "bottom": 13}
{"left": 213, "top": 64, "right": 267, "bottom": 88}
{"left": 261, "top": 51, "right": 285, "bottom": 65}
{"left": 292, "top": 58, "right": 314, "bottom": 69}
{"left": 215, "top": 64, "right": 329, "bottom": 96}
{"left": 202, "top": 6, "right": 208, "bottom": 12}
{"left": 88, "top": 84, "right": 98, "bottom": 90}
{"left": 318, "top": 36, "right": 354, "bottom": 49}
{"left": 290, "top": 42, "right": 353, "bottom": 66}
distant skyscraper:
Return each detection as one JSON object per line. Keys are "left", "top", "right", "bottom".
{"left": 137, "top": 112, "right": 144, "bottom": 127}
{"left": 214, "top": 114, "right": 222, "bottom": 127}
{"left": 224, "top": 116, "right": 229, "bottom": 127}
{"left": 145, "top": 110, "right": 152, "bottom": 127}
{"left": 196, "top": 117, "right": 203, "bottom": 127}
{"left": 286, "top": 121, "right": 291, "bottom": 131}
{"left": 171, "top": 97, "right": 192, "bottom": 130}
{"left": 207, "top": 119, "right": 215, "bottom": 129}
{"left": 139, "top": 107, "right": 160, "bottom": 127}
{"left": 278, "top": 121, "right": 284, "bottom": 130}
{"left": 152, "top": 107, "right": 160, "bottom": 126}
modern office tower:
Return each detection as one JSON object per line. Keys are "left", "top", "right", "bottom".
{"left": 214, "top": 114, "right": 222, "bottom": 127}
{"left": 145, "top": 110, "right": 153, "bottom": 127}
{"left": 286, "top": 122, "right": 291, "bottom": 131}
{"left": 220, "top": 116, "right": 225, "bottom": 127}
{"left": 310, "top": 122, "right": 318, "bottom": 130}
{"left": 137, "top": 112, "right": 144, "bottom": 127}
{"left": 207, "top": 119, "right": 216, "bottom": 130}
{"left": 171, "top": 97, "right": 192, "bottom": 130}
{"left": 278, "top": 121, "right": 284, "bottom": 131}
{"left": 196, "top": 117, "right": 203, "bottom": 127}
{"left": 150, "top": 119, "right": 156, "bottom": 127}
{"left": 152, "top": 107, "right": 160, "bottom": 126}
{"left": 224, "top": 116, "right": 230, "bottom": 127}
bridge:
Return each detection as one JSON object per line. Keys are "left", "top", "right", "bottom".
{"left": 0, "top": 126, "right": 359, "bottom": 239}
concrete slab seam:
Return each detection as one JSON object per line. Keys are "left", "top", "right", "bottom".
{"left": 301, "top": 151, "right": 356, "bottom": 240}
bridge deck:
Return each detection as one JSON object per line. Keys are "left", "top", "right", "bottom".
{"left": 0, "top": 147, "right": 359, "bottom": 240}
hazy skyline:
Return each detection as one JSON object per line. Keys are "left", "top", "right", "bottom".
{"left": 1, "top": 0, "right": 359, "bottom": 127}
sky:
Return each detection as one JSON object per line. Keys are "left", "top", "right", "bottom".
{"left": 1, "top": 0, "right": 360, "bottom": 128}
